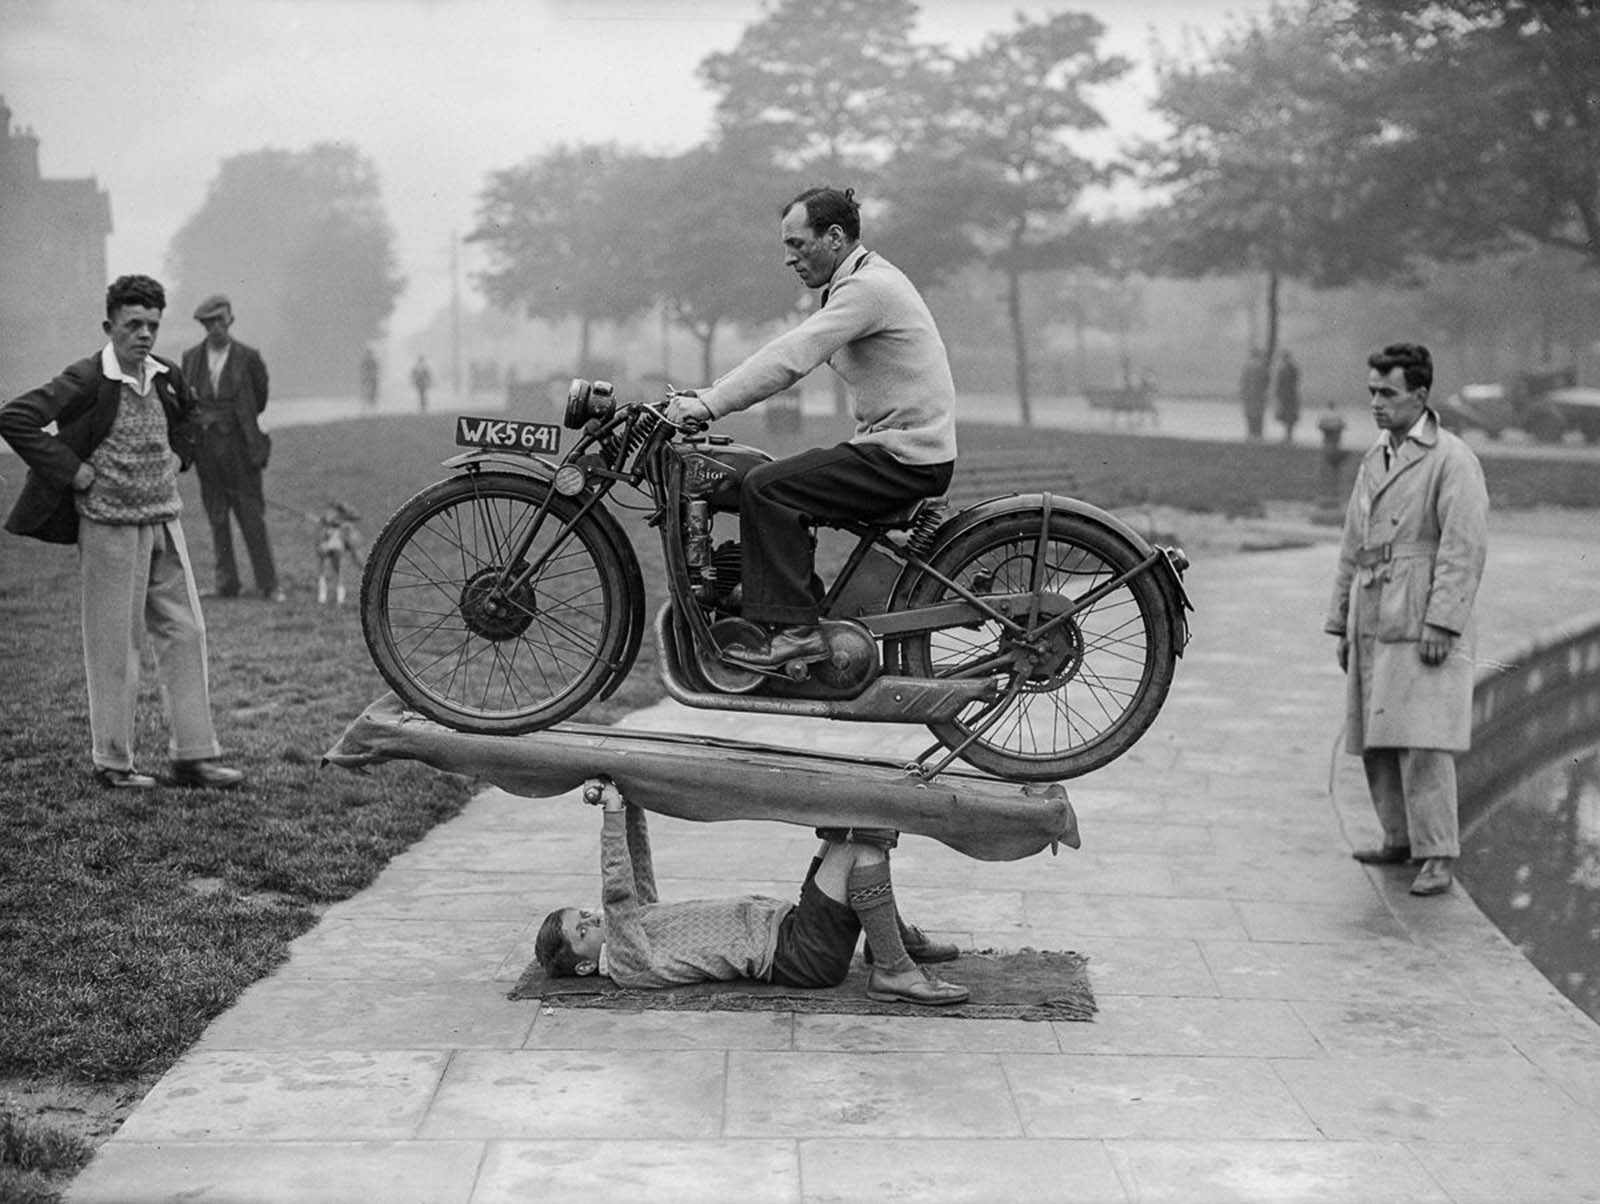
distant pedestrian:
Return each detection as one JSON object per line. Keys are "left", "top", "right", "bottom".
{"left": 0, "top": 275, "right": 245, "bottom": 791}
{"left": 1239, "top": 347, "right": 1269, "bottom": 440}
{"left": 1324, "top": 342, "right": 1488, "bottom": 897}
{"left": 1274, "top": 351, "right": 1301, "bottom": 443}
{"left": 410, "top": 356, "right": 434, "bottom": 413}
{"left": 360, "top": 347, "right": 380, "bottom": 409}
{"left": 181, "top": 294, "right": 281, "bottom": 601}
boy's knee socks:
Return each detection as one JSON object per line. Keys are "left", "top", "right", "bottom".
{"left": 847, "top": 860, "right": 913, "bottom": 974}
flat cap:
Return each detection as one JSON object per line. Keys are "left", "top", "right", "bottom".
{"left": 193, "top": 294, "right": 232, "bottom": 321}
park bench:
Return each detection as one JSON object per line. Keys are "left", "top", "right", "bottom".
{"left": 1085, "top": 382, "right": 1159, "bottom": 427}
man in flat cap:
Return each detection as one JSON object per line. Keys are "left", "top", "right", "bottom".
{"left": 180, "top": 294, "right": 282, "bottom": 601}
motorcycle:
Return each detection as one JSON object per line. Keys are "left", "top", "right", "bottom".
{"left": 359, "top": 380, "right": 1192, "bottom": 783}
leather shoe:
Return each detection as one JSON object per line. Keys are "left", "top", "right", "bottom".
{"left": 94, "top": 766, "right": 158, "bottom": 790}
{"left": 865, "top": 924, "right": 961, "bottom": 965}
{"left": 170, "top": 759, "right": 246, "bottom": 790}
{"left": 866, "top": 966, "right": 969, "bottom": 1006}
{"left": 724, "top": 624, "right": 827, "bottom": 668}
{"left": 1409, "top": 857, "right": 1454, "bottom": 896}
{"left": 1352, "top": 844, "right": 1413, "bottom": 865}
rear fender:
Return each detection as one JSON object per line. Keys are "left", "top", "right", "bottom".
{"left": 893, "top": 492, "right": 1191, "bottom": 653}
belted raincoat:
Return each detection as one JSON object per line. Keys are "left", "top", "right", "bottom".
{"left": 1324, "top": 409, "right": 1488, "bottom": 751}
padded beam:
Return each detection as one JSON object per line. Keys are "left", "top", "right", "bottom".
{"left": 324, "top": 694, "right": 1079, "bottom": 862}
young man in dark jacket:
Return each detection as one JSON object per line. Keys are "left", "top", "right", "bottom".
{"left": 0, "top": 274, "right": 245, "bottom": 790}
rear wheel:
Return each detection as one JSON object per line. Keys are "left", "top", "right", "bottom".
{"left": 897, "top": 512, "right": 1179, "bottom": 781}
{"left": 360, "top": 472, "right": 630, "bottom": 734}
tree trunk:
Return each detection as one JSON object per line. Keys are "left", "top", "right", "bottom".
{"left": 577, "top": 317, "right": 593, "bottom": 373}
{"left": 1006, "top": 262, "right": 1033, "bottom": 426}
{"left": 699, "top": 320, "right": 718, "bottom": 384}
{"left": 1264, "top": 270, "right": 1281, "bottom": 364}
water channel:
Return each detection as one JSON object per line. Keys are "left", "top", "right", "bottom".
{"left": 1457, "top": 623, "right": 1600, "bottom": 1026}
{"left": 1460, "top": 741, "right": 1600, "bottom": 1024}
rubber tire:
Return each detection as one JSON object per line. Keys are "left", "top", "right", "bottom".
{"left": 896, "top": 512, "right": 1178, "bottom": 781}
{"left": 360, "top": 472, "right": 631, "bottom": 734}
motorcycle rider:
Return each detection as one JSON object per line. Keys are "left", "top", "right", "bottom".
{"left": 665, "top": 186, "right": 957, "bottom": 668}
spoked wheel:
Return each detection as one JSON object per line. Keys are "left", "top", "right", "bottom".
{"left": 896, "top": 512, "right": 1178, "bottom": 781}
{"left": 360, "top": 472, "right": 630, "bottom": 734}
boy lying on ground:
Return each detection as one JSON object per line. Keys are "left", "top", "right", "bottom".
{"left": 535, "top": 778, "right": 969, "bottom": 1005}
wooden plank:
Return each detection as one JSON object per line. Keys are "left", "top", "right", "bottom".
{"left": 324, "top": 694, "right": 1079, "bottom": 862}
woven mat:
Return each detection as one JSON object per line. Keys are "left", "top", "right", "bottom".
{"left": 509, "top": 948, "right": 1095, "bottom": 1022}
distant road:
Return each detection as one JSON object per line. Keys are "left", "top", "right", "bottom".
{"left": 7, "top": 386, "right": 1578, "bottom": 465}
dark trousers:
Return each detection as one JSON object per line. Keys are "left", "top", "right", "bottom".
{"left": 195, "top": 425, "right": 278, "bottom": 596}
{"left": 739, "top": 442, "right": 952, "bottom": 625}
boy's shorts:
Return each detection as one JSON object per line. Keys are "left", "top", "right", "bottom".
{"left": 767, "top": 877, "right": 860, "bottom": 988}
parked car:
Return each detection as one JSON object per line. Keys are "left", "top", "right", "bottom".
{"left": 1437, "top": 367, "right": 1600, "bottom": 443}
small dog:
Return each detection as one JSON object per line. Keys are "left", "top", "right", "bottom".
{"left": 314, "top": 502, "right": 365, "bottom": 605}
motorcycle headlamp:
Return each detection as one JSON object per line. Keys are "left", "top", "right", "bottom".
{"left": 552, "top": 464, "right": 587, "bottom": 497}
{"left": 563, "top": 378, "right": 616, "bottom": 429}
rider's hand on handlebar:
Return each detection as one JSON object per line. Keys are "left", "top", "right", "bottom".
{"left": 665, "top": 391, "right": 712, "bottom": 431}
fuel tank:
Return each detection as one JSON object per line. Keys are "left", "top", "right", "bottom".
{"left": 678, "top": 438, "right": 775, "bottom": 508}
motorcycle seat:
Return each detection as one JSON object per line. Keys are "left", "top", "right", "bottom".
{"left": 866, "top": 497, "right": 939, "bottom": 530}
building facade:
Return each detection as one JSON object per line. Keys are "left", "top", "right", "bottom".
{"left": 0, "top": 97, "right": 113, "bottom": 398}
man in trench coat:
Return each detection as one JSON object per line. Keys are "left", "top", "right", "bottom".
{"left": 1324, "top": 342, "right": 1488, "bottom": 896}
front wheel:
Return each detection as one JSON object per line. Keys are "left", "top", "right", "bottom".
{"left": 360, "top": 472, "right": 632, "bottom": 734}
{"left": 896, "top": 512, "right": 1179, "bottom": 781}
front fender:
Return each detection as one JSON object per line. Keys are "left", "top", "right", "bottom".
{"left": 441, "top": 449, "right": 561, "bottom": 478}
{"left": 444, "top": 456, "right": 647, "bottom": 699}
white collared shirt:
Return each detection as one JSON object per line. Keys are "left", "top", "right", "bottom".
{"left": 207, "top": 342, "right": 231, "bottom": 392}
{"left": 100, "top": 343, "right": 169, "bottom": 397}
{"left": 1380, "top": 408, "right": 1431, "bottom": 469}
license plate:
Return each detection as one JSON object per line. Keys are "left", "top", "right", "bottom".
{"left": 454, "top": 416, "right": 561, "bottom": 454}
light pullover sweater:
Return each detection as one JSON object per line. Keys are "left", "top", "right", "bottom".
{"left": 599, "top": 805, "right": 790, "bottom": 989}
{"left": 697, "top": 245, "right": 957, "bottom": 465}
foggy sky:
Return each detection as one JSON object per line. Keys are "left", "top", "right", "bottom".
{"left": 2, "top": 0, "right": 1259, "bottom": 340}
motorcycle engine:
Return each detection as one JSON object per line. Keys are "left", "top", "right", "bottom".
{"left": 700, "top": 540, "right": 743, "bottom": 610}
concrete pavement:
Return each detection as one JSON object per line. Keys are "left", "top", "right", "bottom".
{"left": 67, "top": 506, "right": 1600, "bottom": 1203}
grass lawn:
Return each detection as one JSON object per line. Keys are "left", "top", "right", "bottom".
{"left": 1, "top": 401, "right": 1593, "bottom": 1201}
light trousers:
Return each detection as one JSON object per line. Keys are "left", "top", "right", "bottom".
{"left": 79, "top": 517, "right": 221, "bottom": 770}
{"left": 1361, "top": 746, "right": 1459, "bottom": 859}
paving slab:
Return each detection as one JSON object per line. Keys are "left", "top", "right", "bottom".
{"left": 67, "top": 511, "right": 1600, "bottom": 1203}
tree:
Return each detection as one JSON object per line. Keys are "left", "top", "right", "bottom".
{"left": 920, "top": 12, "right": 1129, "bottom": 423}
{"left": 1330, "top": 0, "right": 1600, "bottom": 269}
{"left": 699, "top": 0, "right": 938, "bottom": 414}
{"left": 1137, "top": 6, "right": 1416, "bottom": 370}
{"left": 166, "top": 144, "right": 404, "bottom": 396}
{"left": 697, "top": 0, "right": 931, "bottom": 183}
{"left": 637, "top": 145, "right": 804, "bottom": 383}
{"left": 469, "top": 144, "right": 660, "bottom": 371}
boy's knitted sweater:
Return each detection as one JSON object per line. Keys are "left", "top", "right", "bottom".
{"left": 599, "top": 805, "right": 790, "bottom": 989}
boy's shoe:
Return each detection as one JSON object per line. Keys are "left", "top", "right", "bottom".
{"left": 94, "top": 766, "right": 158, "bottom": 790}
{"left": 170, "top": 760, "right": 246, "bottom": 789}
